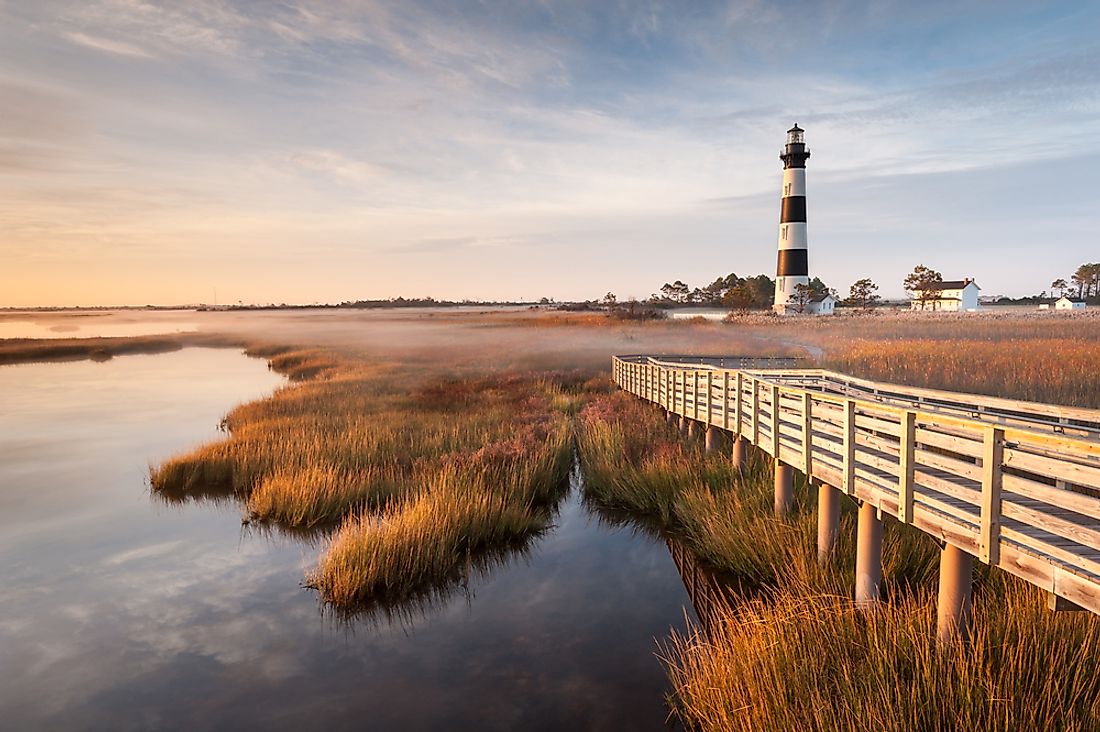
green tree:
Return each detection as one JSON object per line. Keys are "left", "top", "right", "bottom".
{"left": 808, "top": 277, "right": 830, "bottom": 296}
{"left": 1051, "top": 278, "right": 1068, "bottom": 299}
{"left": 791, "top": 283, "right": 814, "bottom": 314}
{"left": 847, "top": 278, "right": 880, "bottom": 311}
{"left": 904, "top": 264, "right": 943, "bottom": 310}
{"left": 660, "top": 280, "right": 691, "bottom": 303}
{"left": 723, "top": 282, "right": 755, "bottom": 313}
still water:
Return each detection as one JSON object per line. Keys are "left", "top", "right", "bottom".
{"left": 0, "top": 313, "right": 199, "bottom": 339}
{"left": 0, "top": 348, "right": 693, "bottom": 730}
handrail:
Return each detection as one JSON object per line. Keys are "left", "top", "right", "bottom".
{"left": 611, "top": 354, "right": 1100, "bottom": 617}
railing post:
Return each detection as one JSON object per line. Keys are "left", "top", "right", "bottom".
{"left": 898, "top": 410, "right": 916, "bottom": 523}
{"left": 735, "top": 372, "right": 744, "bottom": 439}
{"left": 855, "top": 500, "right": 883, "bottom": 608}
{"left": 693, "top": 370, "right": 701, "bottom": 421}
{"left": 801, "top": 391, "right": 812, "bottom": 476}
{"left": 937, "top": 543, "right": 974, "bottom": 645}
{"left": 843, "top": 399, "right": 856, "bottom": 495}
{"left": 721, "top": 374, "right": 730, "bottom": 431}
{"left": 752, "top": 378, "right": 761, "bottom": 447}
{"left": 770, "top": 384, "right": 781, "bottom": 460}
{"left": 705, "top": 371, "right": 713, "bottom": 427}
{"left": 817, "top": 482, "right": 841, "bottom": 564}
{"left": 980, "top": 426, "right": 1005, "bottom": 564}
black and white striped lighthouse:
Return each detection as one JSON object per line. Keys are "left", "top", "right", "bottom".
{"left": 773, "top": 124, "right": 811, "bottom": 314}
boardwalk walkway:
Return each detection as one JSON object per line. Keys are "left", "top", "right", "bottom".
{"left": 613, "top": 355, "right": 1100, "bottom": 641}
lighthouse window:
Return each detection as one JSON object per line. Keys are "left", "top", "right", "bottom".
{"left": 782, "top": 226, "right": 787, "bottom": 240}
{"left": 785, "top": 183, "right": 790, "bottom": 195}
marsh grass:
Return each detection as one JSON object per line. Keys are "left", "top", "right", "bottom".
{"left": 0, "top": 332, "right": 247, "bottom": 365}
{"left": 578, "top": 390, "right": 941, "bottom": 596}
{"left": 152, "top": 346, "right": 587, "bottom": 608}
{"left": 665, "top": 577, "right": 1100, "bottom": 731}
{"left": 309, "top": 429, "right": 572, "bottom": 606}
{"left": 576, "top": 388, "right": 1100, "bottom": 731}
{"left": 828, "top": 338, "right": 1100, "bottom": 408}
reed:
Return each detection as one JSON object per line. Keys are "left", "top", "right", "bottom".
{"left": 577, "top": 390, "right": 941, "bottom": 595}
{"left": 152, "top": 347, "right": 584, "bottom": 608}
{"left": 826, "top": 338, "right": 1100, "bottom": 408}
{"left": 576, "top": 387, "right": 1100, "bottom": 731}
{"left": 665, "top": 576, "right": 1100, "bottom": 731}
{"left": 309, "top": 428, "right": 572, "bottom": 606}
{"left": 0, "top": 332, "right": 245, "bottom": 365}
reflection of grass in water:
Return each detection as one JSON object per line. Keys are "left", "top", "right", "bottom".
{"left": 151, "top": 346, "right": 585, "bottom": 612}
{"left": 317, "top": 531, "right": 544, "bottom": 631}
{"left": 0, "top": 332, "right": 248, "bottom": 365}
{"left": 308, "top": 437, "right": 572, "bottom": 607}
{"left": 577, "top": 389, "right": 1100, "bottom": 731}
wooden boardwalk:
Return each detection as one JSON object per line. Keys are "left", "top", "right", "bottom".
{"left": 613, "top": 355, "right": 1100, "bottom": 640}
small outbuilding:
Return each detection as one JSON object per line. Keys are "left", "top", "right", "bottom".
{"left": 1055, "top": 296, "right": 1086, "bottom": 311}
{"left": 806, "top": 293, "right": 838, "bottom": 315}
{"left": 911, "top": 278, "right": 981, "bottom": 312}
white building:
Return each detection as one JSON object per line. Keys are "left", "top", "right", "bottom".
{"left": 910, "top": 279, "right": 981, "bottom": 312}
{"left": 1055, "top": 296, "right": 1086, "bottom": 310}
{"left": 807, "top": 293, "right": 838, "bottom": 315}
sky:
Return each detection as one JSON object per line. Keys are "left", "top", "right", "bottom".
{"left": 1, "top": 0, "right": 1098, "bottom": 306}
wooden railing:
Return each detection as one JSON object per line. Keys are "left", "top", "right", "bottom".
{"left": 612, "top": 355, "right": 1100, "bottom": 628}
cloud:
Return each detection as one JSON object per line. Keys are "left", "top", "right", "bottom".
{"left": 284, "top": 149, "right": 384, "bottom": 184}
{"left": 64, "top": 30, "right": 153, "bottom": 58}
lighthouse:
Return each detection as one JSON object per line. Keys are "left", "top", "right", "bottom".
{"left": 773, "top": 124, "right": 813, "bottom": 314}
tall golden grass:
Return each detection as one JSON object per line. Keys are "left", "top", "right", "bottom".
{"left": 827, "top": 338, "right": 1100, "bottom": 408}
{"left": 666, "top": 580, "right": 1100, "bottom": 731}
{"left": 577, "top": 388, "right": 1100, "bottom": 731}
{"left": 578, "top": 391, "right": 941, "bottom": 595}
{"left": 152, "top": 347, "right": 583, "bottom": 608}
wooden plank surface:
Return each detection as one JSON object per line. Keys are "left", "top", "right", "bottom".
{"left": 610, "top": 355, "right": 1100, "bottom": 615}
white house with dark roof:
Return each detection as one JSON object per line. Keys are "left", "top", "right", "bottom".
{"left": 1055, "top": 296, "right": 1086, "bottom": 310}
{"left": 806, "top": 292, "right": 838, "bottom": 315}
{"left": 910, "top": 278, "right": 981, "bottom": 312}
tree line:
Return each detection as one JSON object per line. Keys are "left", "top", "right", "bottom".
{"left": 1051, "top": 263, "right": 1100, "bottom": 300}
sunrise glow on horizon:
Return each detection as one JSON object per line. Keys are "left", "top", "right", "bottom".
{"left": 2, "top": 1, "right": 1097, "bottom": 307}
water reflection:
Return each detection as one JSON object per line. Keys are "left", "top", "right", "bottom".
{"left": 0, "top": 349, "right": 694, "bottom": 730}
{"left": 0, "top": 313, "right": 199, "bottom": 339}
{"left": 665, "top": 540, "right": 737, "bottom": 632}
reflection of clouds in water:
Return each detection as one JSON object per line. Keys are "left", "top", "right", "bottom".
{"left": 0, "top": 345, "right": 697, "bottom": 729}
{"left": 5, "top": 539, "right": 316, "bottom": 720}
{"left": 101, "top": 539, "right": 187, "bottom": 566}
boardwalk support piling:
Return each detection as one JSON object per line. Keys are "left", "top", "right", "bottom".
{"left": 679, "top": 415, "right": 688, "bottom": 436}
{"left": 665, "top": 409, "right": 676, "bottom": 426}
{"left": 687, "top": 420, "right": 698, "bottom": 439}
{"left": 774, "top": 460, "right": 794, "bottom": 517}
{"left": 705, "top": 426, "right": 720, "bottom": 454}
{"left": 731, "top": 436, "right": 748, "bottom": 473}
{"left": 936, "top": 543, "right": 974, "bottom": 645}
{"left": 855, "top": 501, "right": 884, "bottom": 607}
{"left": 817, "top": 482, "right": 841, "bottom": 564}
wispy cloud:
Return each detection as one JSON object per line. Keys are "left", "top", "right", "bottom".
{"left": 0, "top": 0, "right": 1097, "bottom": 304}
{"left": 64, "top": 30, "right": 153, "bottom": 58}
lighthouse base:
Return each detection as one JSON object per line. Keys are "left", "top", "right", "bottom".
{"left": 772, "top": 300, "right": 837, "bottom": 316}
